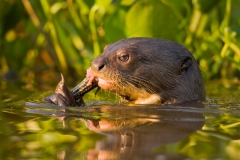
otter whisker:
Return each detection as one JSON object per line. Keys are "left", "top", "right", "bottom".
{"left": 125, "top": 78, "right": 158, "bottom": 94}
{"left": 123, "top": 76, "right": 158, "bottom": 94}
{"left": 126, "top": 75, "right": 162, "bottom": 92}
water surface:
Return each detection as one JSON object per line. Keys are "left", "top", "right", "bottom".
{"left": 1, "top": 81, "right": 240, "bottom": 159}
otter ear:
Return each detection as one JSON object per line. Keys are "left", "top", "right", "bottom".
{"left": 180, "top": 56, "right": 192, "bottom": 72}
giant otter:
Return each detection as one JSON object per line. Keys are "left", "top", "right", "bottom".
{"left": 45, "top": 38, "right": 205, "bottom": 106}
{"left": 87, "top": 38, "right": 205, "bottom": 104}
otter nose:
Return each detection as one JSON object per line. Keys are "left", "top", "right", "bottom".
{"left": 91, "top": 58, "right": 105, "bottom": 71}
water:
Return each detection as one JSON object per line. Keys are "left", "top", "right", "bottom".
{"left": 1, "top": 81, "right": 240, "bottom": 160}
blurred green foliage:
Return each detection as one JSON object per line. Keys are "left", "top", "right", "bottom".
{"left": 1, "top": 0, "right": 240, "bottom": 88}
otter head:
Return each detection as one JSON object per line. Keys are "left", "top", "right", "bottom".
{"left": 90, "top": 38, "right": 205, "bottom": 104}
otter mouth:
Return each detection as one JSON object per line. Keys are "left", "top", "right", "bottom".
{"left": 86, "top": 68, "right": 114, "bottom": 90}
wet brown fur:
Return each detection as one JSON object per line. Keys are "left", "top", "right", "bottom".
{"left": 91, "top": 38, "right": 205, "bottom": 104}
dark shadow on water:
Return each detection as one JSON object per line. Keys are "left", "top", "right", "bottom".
{"left": 26, "top": 101, "right": 205, "bottom": 159}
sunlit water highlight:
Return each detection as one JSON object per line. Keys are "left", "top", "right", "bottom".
{"left": 1, "top": 82, "right": 240, "bottom": 159}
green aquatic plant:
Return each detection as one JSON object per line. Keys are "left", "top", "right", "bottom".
{"left": 1, "top": 0, "right": 240, "bottom": 88}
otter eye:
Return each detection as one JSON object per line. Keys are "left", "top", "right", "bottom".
{"left": 118, "top": 53, "right": 129, "bottom": 62}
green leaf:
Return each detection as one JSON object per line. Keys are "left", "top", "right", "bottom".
{"left": 125, "top": 0, "right": 179, "bottom": 40}
{"left": 103, "top": 8, "right": 127, "bottom": 42}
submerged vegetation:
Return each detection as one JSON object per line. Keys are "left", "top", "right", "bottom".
{"left": 1, "top": 0, "right": 240, "bottom": 88}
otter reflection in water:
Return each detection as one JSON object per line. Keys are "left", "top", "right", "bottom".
{"left": 34, "top": 102, "right": 204, "bottom": 159}
{"left": 45, "top": 38, "right": 206, "bottom": 106}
